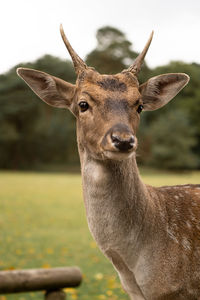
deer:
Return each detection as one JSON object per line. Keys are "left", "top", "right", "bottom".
{"left": 17, "top": 25, "right": 200, "bottom": 300}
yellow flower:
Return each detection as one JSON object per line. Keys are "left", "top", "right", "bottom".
{"left": 107, "top": 276, "right": 117, "bottom": 289}
{"left": 94, "top": 273, "right": 103, "bottom": 280}
{"left": 106, "top": 290, "right": 113, "bottom": 296}
{"left": 28, "top": 248, "right": 35, "bottom": 254}
{"left": 7, "top": 266, "right": 15, "bottom": 270}
{"left": 42, "top": 263, "right": 51, "bottom": 269}
{"left": 90, "top": 241, "right": 97, "bottom": 248}
{"left": 46, "top": 248, "right": 54, "bottom": 254}
{"left": 15, "top": 249, "right": 22, "bottom": 255}
{"left": 98, "top": 295, "right": 106, "bottom": 300}
{"left": 64, "top": 288, "right": 77, "bottom": 294}
{"left": 61, "top": 247, "right": 68, "bottom": 254}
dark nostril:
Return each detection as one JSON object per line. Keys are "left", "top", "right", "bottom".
{"left": 111, "top": 133, "right": 135, "bottom": 151}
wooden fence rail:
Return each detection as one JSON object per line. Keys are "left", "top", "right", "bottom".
{"left": 0, "top": 267, "right": 82, "bottom": 299}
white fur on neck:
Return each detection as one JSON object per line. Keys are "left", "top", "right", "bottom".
{"left": 81, "top": 154, "right": 149, "bottom": 263}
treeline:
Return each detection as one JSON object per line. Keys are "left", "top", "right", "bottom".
{"left": 0, "top": 26, "right": 200, "bottom": 170}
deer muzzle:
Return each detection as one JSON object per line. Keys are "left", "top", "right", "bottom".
{"left": 101, "top": 123, "right": 137, "bottom": 160}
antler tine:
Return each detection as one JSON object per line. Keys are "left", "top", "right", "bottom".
{"left": 125, "top": 31, "right": 154, "bottom": 75}
{"left": 60, "top": 24, "right": 87, "bottom": 74}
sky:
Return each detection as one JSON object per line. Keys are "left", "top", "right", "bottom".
{"left": 1, "top": 0, "right": 200, "bottom": 74}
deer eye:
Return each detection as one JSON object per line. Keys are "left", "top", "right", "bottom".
{"left": 79, "top": 101, "right": 89, "bottom": 112}
{"left": 137, "top": 104, "right": 144, "bottom": 114}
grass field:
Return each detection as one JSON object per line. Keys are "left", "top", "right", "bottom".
{"left": 0, "top": 169, "right": 199, "bottom": 300}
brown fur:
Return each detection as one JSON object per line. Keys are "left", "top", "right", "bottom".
{"left": 97, "top": 77, "right": 127, "bottom": 92}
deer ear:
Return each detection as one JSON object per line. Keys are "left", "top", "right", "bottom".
{"left": 17, "top": 68, "right": 76, "bottom": 108}
{"left": 139, "top": 73, "right": 190, "bottom": 111}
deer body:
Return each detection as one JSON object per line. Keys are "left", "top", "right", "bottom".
{"left": 17, "top": 26, "right": 200, "bottom": 299}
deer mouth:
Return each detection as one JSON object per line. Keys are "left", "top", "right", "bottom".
{"left": 103, "top": 149, "right": 135, "bottom": 160}
{"left": 101, "top": 139, "right": 137, "bottom": 160}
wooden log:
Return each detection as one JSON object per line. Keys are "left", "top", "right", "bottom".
{"left": 45, "top": 289, "right": 66, "bottom": 300}
{"left": 0, "top": 267, "right": 82, "bottom": 294}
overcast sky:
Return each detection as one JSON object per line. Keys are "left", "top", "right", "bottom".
{"left": 1, "top": 0, "right": 199, "bottom": 74}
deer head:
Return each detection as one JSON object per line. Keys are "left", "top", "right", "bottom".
{"left": 17, "top": 25, "right": 189, "bottom": 161}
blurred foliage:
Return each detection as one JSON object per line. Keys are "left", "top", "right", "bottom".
{"left": 138, "top": 110, "right": 198, "bottom": 169}
{"left": 0, "top": 55, "right": 78, "bottom": 169}
{"left": 137, "top": 61, "right": 200, "bottom": 169}
{"left": 0, "top": 26, "right": 200, "bottom": 170}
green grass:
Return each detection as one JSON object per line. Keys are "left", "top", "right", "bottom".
{"left": 0, "top": 169, "right": 199, "bottom": 300}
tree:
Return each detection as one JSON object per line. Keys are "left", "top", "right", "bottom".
{"left": 86, "top": 26, "right": 150, "bottom": 81}
{"left": 0, "top": 55, "right": 78, "bottom": 169}
{"left": 146, "top": 61, "right": 200, "bottom": 164}
{"left": 137, "top": 110, "right": 198, "bottom": 170}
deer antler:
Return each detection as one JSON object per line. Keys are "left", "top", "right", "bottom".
{"left": 123, "top": 31, "right": 154, "bottom": 75}
{"left": 60, "top": 24, "right": 88, "bottom": 74}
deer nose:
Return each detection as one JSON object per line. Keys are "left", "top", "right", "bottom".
{"left": 111, "top": 133, "right": 135, "bottom": 152}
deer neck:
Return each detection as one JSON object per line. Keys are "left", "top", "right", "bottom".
{"left": 79, "top": 147, "right": 151, "bottom": 251}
